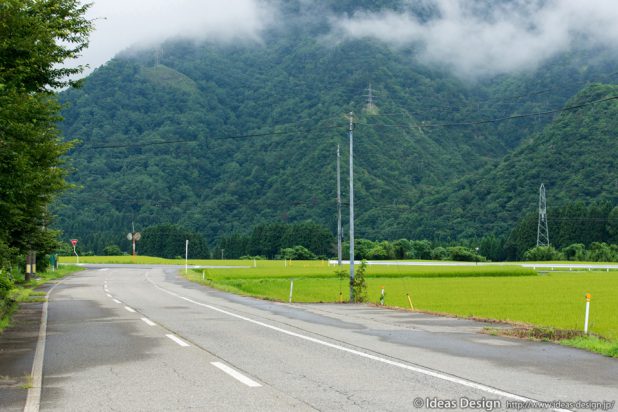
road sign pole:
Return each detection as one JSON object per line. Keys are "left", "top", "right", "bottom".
{"left": 71, "top": 239, "right": 79, "bottom": 264}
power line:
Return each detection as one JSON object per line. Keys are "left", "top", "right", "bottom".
{"left": 77, "top": 124, "right": 346, "bottom": 150}
{"left": 357, "top": 95, "right": 618, "bottom": 129}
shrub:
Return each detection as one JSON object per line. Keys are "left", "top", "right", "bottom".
{"left": 523, "top": 246, "right": 563, "bottom": 261}
{"left": 103, "top": 245, "right": 122, "bottom": 256}
{"left": 431, "top": 246, "right": 449, "bottom": 260}
{"left": 447, "top": 246, "right": 486, "bottom": 262}
{"left": 280, "top": 245, "right": 317, "bottom": 260}
{"left": 562, "top": 243, "right": 586, "bottom": 261}
{"left": 352, "top": 260, "right": 368, "bottom": 303}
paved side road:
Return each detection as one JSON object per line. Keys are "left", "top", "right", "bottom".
{"left": 2, "top": 267, "right": 617, "bottom": 411}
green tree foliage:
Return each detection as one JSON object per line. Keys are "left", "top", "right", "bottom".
{"left": 479, "top": 235, "right": 505, "bottom": 261}
{"left": 280, "top": 245, "right": 317, "bottom": 260}
{"left": 523, "top": 246, "right": 563, "bottom": 261}
{"left": 215, "top": 222, "right": 334, "bottom": 259}
{"left": 446, "top": 246, "right": 485, "bottom": 262}
{"left": 607, "top": 207, "right": 618, "bottom": 243}
{"left": 411, "top": 84, "right": 618, "bottom": 241}
{"left": 562, "top": 243, "right": 586, "bottom": 261}
{"left": 352, "top": 260, "right": 368, "bottom": 303}
{"left": 507, "top": 201, "right": 616, "bottom": 259}
{"left": 0, "top": 0, "right": 91, "bottom": 279}
{"left": 103, "top": 245, "right": 122, "bottom": 256}
{"left": 587, "top": 242, "right": 618, "bottom": 262}
{"left": 431, "top": 246, "right": 449, "bottom": 260}
{"left": 140, "top": 224, "right": 209, "bottom": 259}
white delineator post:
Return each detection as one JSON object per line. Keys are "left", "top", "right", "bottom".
{"left": 289, "top": 280, "right": 294, "bottom": 303}
{"left": 584, "top": 293, "right": 591, "bottom": 334}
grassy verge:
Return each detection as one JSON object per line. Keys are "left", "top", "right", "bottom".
{"left": 0, "top": 265, "right": 84, "bottom": 333}
{"left": 58, "top": 255, "right": 252, "bottom": 266}
{"left": 485, "top": 326, "right": 618, "bottom": 358}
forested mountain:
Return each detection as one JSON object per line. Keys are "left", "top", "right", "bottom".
{"left": 401, "top": 84, "right": 618, "bottom": 241}
{"left": 53, "top": 1, "right": 618, "bottom": 255}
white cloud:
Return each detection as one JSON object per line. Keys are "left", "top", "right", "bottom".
{"left": 74, "top": 0, "right": 276, "bottom": 73}
{"left": 332, "top": 0, "right": 618, "bottom": 78}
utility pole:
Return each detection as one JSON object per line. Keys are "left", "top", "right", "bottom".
{"left": 337, "top": 145, "right": 342, "bottom": 266}
{"left": 348, "top": 112, "right": 355, "bottom": 303}
{"left": 537, "top": 183, "right": 550, "bottom": 247}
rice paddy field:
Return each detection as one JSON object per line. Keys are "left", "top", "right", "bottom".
{"left": 182, "top": 260, "right": 618, "bottom": 342}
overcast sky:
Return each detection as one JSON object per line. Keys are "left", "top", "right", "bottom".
{"left": 333, "top": 0, "right": 618, "bottom": 78}
{"left": 76, "top": 0, "right": 275, "bottom": 74}
{"left": 75, "top": 0, "right": 618, "bottom": 79}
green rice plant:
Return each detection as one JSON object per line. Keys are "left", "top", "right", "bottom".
{"left": 188, "top": 269, "right": 618, "bottom": 341}
{"left": 201, "top": 262, "right": 535, "bottom": 281}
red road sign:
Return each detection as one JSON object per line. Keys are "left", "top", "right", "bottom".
{"left": 70, "top": 239, "right": 78, "bottom": 247}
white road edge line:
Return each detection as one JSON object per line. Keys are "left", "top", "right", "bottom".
{"left": 112, "top": 298, "right": 121, "bottom": 304}
{"left": 166, "top": 334, "right": 190, "bottom": 347}
{"left": 24, "top": 277, "right": 70, "bottom": 412}
{"left": 211, "top": 362, "right": 262, "bottom": 387}
{"left": 141, "top": 317, "right": 156, "bottom": 326}
{"left": 105, "top": 293, "right": 112, "bottom": 298}
{"left": 124, "top": 306, "right": 136, "bottom": 313}
{"left": 146, "top": 274, "right": 571, "bottom": 412}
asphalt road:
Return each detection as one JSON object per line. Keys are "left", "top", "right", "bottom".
{"left": 19, "top": 267, "right": 618, "bottom": 410}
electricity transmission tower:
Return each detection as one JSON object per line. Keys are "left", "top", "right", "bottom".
{"left": 537, "top": 183, "right": 550, "bottom": 247}
{"left": 364, "top": 84, "right": 377, "bottom": 113}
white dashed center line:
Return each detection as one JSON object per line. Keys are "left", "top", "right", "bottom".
{"left": 211, "top": 362, "right": 262, "bottom": 387}
{"left": 166, "top": 334, "right": 190, "bottom": 347}
{"left": 141, "top": 317, "right": 156, "bottom": 326}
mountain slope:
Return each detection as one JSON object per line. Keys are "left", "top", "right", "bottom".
{"left": 404, "top": 83, "right": 618, "bottom": 241}
{"left": 53, "top": 4, "right": 618, "bottom": 253}
{"left": 55, "top": 36, "right": 496, "bottom": 251}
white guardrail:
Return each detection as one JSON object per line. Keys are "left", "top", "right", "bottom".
{"left": 327, "top": 260, "right": 618, "bottom": 271}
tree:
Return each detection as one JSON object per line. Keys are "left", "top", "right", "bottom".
{"left": 280, "top": 245, "right": 317, "bottom": 260}
{"left": 587, "top": 242, "right": 617, "bottom": 262}
{"left": 103, "top": 245, "right": 122, "bottom": 256}
{"left": 522, "top": 246, "right": 563, "bottom": 261}
{"left": 352, "top": 260, "right": 368, "bottom": 303}
{"left": 561, "top": 243, "right": 586, "bottom": 261}
{"left": 607, "top": 207, "right": 618, "bottom": 244}
{"left": 0, "top": 0, "right": 92, "bottom": 278}
{"left": 140, "top": 224, "right": 209, "bottom": 259}
{"left": 447, "top": 246, "right": 485, "bottom": 262}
